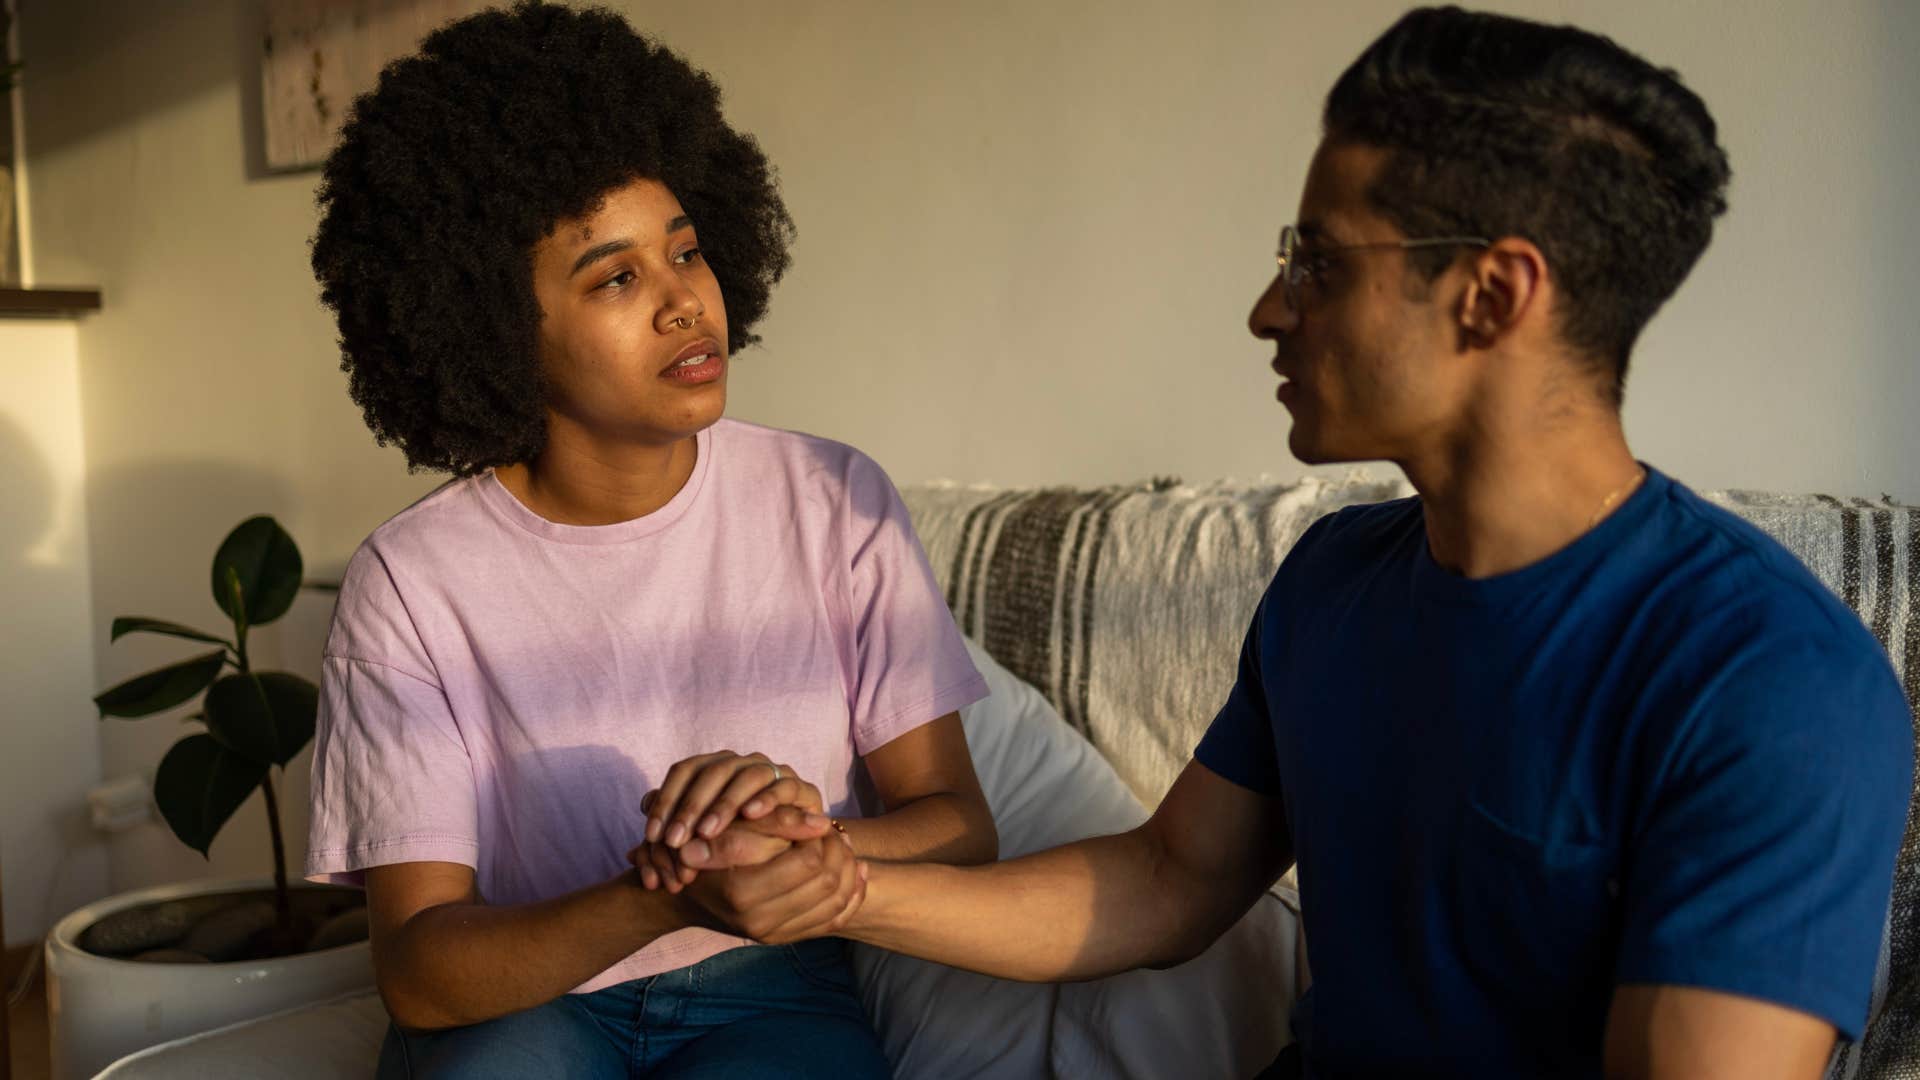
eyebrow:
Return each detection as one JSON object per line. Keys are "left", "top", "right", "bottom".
{"left": 566, "top": 215, "right": 696, "bottom": 278}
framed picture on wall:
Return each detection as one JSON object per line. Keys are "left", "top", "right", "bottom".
{"left": 261, "top": 0, "right": 484, "bottom": 171}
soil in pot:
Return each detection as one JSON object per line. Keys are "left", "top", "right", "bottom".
{"left": 77, "top": 885, "right": 369, "bottom": 964}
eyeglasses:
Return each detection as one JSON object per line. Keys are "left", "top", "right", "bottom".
{"left": 1275, "top": 224, "right": 1490, "bottom": 310}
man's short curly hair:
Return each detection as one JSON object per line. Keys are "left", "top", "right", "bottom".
{"left": 1325, "top": 6, "right": 1730, "bottom": 404}
{"left": 311, "top": 2, "right": 793, "bottom": 475}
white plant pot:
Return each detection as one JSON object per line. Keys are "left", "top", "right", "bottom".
{"left": 45, "top": 877, "right": 376, "bottom": 1080}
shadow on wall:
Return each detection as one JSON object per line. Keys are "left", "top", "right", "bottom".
{"left": 79, "top": 457, "right": 331, "bottom": 895}
{"left": 1, "top": 405, "right": 55, "bottom": 596}
{"left": 0, "top": 411, "right": 109, "bottom": 939}
{"left": 19, "top": 1, "right": 226, "bottom": 160}
{"left": 22, "top": 1, "right": 489, "bottom": 184}
{"left": 18, "top": 0, "right": 285, "bottom": 183}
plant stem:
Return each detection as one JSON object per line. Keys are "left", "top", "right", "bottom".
{"left": 226, "top": 578, "right": 286, "bottom": 942}
{"left": 262, "top": 769, "right": 292, "bottom": 941}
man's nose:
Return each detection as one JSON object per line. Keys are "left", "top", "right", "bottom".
{"left": 1248, "top": 275, "right": 1299, "bottom": 340}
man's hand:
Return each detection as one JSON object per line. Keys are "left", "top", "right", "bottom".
{"left": 627, "top": 805, "right": 833, "bottom": 892}
{"left": 642, "top": 751, "right": 825, "bottom": 850}
{"left": 673, "top": 831, "right": 867, "bottom": 944}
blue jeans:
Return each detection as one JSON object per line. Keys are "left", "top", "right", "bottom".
{"left": 377, "top": 939, "right": 891, "bottom": 1079}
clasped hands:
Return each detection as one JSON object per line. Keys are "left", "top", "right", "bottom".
{"left": 628, "top": 751, "right": 865, "bottom": 944}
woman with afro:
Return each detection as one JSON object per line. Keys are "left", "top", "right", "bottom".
{"left": 304, "top": 5, "right": 996, "bottom": 1076}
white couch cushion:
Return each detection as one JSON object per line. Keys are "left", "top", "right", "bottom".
{"left": 1051, "top": 889, "right": 1297, "bottom": 1080}
{"left": 95, "top": 989, "right": 387, "bottom": 1079}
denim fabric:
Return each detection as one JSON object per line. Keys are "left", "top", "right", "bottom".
{"left": 377, "top": 939, "right": 890, "bottom": 1079}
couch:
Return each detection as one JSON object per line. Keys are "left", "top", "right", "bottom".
{"left": 97, "top": 470, "right": 1920, "bottom": 1078}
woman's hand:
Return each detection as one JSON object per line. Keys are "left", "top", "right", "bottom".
{"left": 643, "top": 751, "right": 825, "bottom": 850}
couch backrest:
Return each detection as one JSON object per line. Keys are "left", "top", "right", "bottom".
{"left": 900, "top": 474, "right": 1920, "bottom": 1077}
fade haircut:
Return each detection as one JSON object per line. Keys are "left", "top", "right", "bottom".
{"left": 1325, "top": 6, "right": 1731, "bottom": 403}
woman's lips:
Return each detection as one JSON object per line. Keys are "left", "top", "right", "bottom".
{"left": 661, "top": 351, "right": 723, "bottom": 384}
{"left": 661, "top": 338, "right": 725, "bottom": 384}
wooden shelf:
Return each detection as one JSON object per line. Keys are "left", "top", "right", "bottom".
{"left": 0, "top": 286, "right": 103, "bottom": 317}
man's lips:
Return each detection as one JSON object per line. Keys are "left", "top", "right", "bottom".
{"left": 1271, "top": 356, "right": 1298, "bottom": 403}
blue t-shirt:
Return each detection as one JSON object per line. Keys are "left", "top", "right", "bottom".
{"left": 1196, "top": 467, "right": 1911, "bottom": 1077}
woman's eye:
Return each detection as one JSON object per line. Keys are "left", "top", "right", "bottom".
{"left": 600, "top": 270, "right": 635, "bottom": 290}
{"left": 674, "top": 247, "right": 703, "bottom": 266}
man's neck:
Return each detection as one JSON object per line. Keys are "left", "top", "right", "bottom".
{"left": 494, "top": 424, "right": 700, "bottom": 527}
{"left": 1398, "top": 396, "right": 1641, "bottom": 581}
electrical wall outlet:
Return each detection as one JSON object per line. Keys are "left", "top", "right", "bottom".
{"left": 87, "top": 775, "right": 154, "bottom": 833}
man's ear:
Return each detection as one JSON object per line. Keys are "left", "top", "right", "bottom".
{"left": 1459, "top": 237, "right": 1547, "bottom": 348}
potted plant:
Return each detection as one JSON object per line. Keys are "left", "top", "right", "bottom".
{"left": 44, "top": 517, "right": 375, "bottom": 1080}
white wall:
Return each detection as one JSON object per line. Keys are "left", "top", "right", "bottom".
{"left": 0, "top": 321, "right": 111, "bottom": 946}
{"left": 652, "top": 0, "right": 1920, "bottom": 496}
{"left": 20, "top": 0, "right": 443, "bottom": 904}
{"left": 15, "top": 0, "right": 1920, "bottom": 907}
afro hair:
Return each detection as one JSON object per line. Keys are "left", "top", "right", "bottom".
{"left": 311, "top": 2, "right": 793, "bottom": 475}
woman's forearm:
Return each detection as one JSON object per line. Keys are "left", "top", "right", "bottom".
{"left": 841, "top": 790, "right": 998, "bottom": 865}
{"left": 377, "top": 869, "right": 691, "bottom": 1031}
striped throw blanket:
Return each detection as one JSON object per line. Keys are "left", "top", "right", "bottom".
{"left": 898, "top": 475, "right": 1920, "bottom": 1079}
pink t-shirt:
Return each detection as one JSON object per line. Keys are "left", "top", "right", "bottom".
{"left": 305, "top": 419, "right": 987, "bottom": 991}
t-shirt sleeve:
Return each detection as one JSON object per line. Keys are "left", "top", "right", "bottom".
{"left": 1615, "top": 632, "right": 1914, "bottom": 1039}
{"left": 1194, "top": 511, "right": 1347, "bottom": 798}
{"left": 1194, "top": 597, "right": 1283, "bottom": 796}
{"left": 840, "top": 452, "right": 989, "bottom": 755}
{"left": 305, "top": 547, "right": 479, "bottom": 886}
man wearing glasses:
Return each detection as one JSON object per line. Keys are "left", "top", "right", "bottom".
{"left": 672, "top": 8, "right": 1913, "bottom": 1076}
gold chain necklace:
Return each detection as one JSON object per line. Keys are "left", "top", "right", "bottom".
{"left": 1586, "top": 466, "right": 1648, "bottom": 529}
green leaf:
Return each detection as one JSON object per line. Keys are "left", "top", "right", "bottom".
{"left": 93, "top": 651, "right": 226, "bottom": 718}
{"left": 211, "top": 517, "right": 303, "bottom": 627}
{"left": 225, "top": 567, "right": 248, "bottom": 641}
{"left": 257, "top": 672, "right": 319, "bottom": 763}
{"left": 203, "top": 672, "right": 318, "bottom": 767}
{"left": 111, "top": 617, "right": 232, "bottom": 649}
{"left": 153, "top": 733, "right": 268, "bottom": 857}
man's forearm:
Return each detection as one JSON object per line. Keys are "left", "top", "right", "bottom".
{"left": 843, "top": 827, "right": 1221, "bottom": 983}
{"left": 378, "top": 869, "right": 691, "bottom": 1030}
{"left": 840, "top": 790, "right": 998, "bottom": 865}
